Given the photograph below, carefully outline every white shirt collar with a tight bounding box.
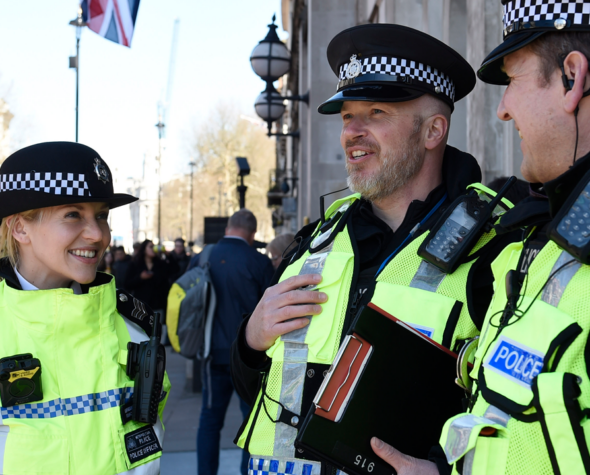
[14,267,82,295]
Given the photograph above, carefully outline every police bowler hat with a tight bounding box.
[479,0,590,85]
[318,24,476,114]
[0,142,137,221]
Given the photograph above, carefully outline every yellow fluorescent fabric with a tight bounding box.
[0,275,170,474]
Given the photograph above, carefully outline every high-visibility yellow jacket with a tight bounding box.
[237,187,512,466]
[440,238,590,475]
[0,264,170,475]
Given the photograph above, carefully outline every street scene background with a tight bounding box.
[0,1,527,474]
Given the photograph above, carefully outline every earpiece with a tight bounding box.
[560,63,574,91]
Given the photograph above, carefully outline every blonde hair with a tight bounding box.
[0,210,44,267]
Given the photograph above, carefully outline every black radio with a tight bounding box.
[126,319,166,425]
[548,168,590,264]
[418,177,516,274]
[0,354,43,407]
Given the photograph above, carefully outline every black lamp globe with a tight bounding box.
[254,82,286,132]
[250,14,291,82]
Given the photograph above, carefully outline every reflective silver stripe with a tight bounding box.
[483,405,510,426]
[0,426,8,473]
[249,456,321,475]
[274,242,335,456]
[541,251,581,307]
[462,406,510,475]
[409,260,447,292]
[463,449,475,475]
[274,343,308,457]
[444,405,510,464]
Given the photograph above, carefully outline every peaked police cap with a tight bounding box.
[318,24,476,114]
[0,141,137,221]
[479,0,590,85]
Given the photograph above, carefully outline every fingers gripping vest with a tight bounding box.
[0,277,171,474]
[440,240,590,475]
[238,186,506,462]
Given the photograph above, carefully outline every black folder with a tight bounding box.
[294,303,465,475]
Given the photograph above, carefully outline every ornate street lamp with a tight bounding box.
[69,8,88,142]
[250,14,291,82]
[250,15,308,136]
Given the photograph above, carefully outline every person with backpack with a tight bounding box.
[185,209,274,475]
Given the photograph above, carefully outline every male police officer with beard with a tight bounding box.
[231,24,520,475]
[373,2,590,475]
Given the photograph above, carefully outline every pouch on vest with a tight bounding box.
[372,281,461,347]
[532,372,590,475]
[478,296,581,416]
[441,406,510,475]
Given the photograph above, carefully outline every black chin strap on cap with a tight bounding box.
[560,60,590,166]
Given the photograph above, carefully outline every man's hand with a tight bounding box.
[371,438,439,475]
[245,274,328,351]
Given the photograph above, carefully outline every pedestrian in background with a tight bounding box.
[266,233,296,270]
[125,239,171,324]
[196,209,274,475]
[97,249,114,274]
[112,245,132,290]
[169,237,191,282]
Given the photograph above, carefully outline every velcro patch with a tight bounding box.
[483,336,545,388]
[124,426,162,463]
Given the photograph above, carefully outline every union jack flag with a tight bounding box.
[80,0,140,47]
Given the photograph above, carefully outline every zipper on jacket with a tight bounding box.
[350,288,367,315]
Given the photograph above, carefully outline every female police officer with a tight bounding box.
[0,142,170,474]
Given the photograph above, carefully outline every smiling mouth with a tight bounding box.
[69,250,97,258]
[349,150,373,161]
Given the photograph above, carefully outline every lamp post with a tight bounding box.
[236,157,251,209]
[250,15,308,136]
[155,116,165,246]
[69,8,88,143]
[217,180,223,217]
[188,161,195,243]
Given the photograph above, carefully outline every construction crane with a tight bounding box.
[157,18,180,139]
[155,18,179,246]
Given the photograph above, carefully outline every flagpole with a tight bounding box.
[69,9,87,143]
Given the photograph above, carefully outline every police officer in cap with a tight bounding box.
[376,1,590,474]
[231,23,521,475]
[0,142,170,474]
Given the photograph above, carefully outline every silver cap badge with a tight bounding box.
[93,158,110,184]
[345,54,362,79]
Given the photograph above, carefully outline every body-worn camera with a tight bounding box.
[126,321,166,425]
[0,354,43,407]
[418,178,516,274]
[548,168,590,264]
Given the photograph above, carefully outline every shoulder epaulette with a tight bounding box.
[116,289,156,337]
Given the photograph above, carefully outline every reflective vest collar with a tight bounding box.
[0,276,117,335]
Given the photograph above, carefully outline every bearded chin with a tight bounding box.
[346,139,425,203]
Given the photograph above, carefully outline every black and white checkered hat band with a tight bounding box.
[339,56,455,101]
[503,0,590,33]
[0,172,91,197]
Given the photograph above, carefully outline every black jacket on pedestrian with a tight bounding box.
[112,255,132,290]
[124,258,171,312]
[230,145,523,474]
[196,237,275,365]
